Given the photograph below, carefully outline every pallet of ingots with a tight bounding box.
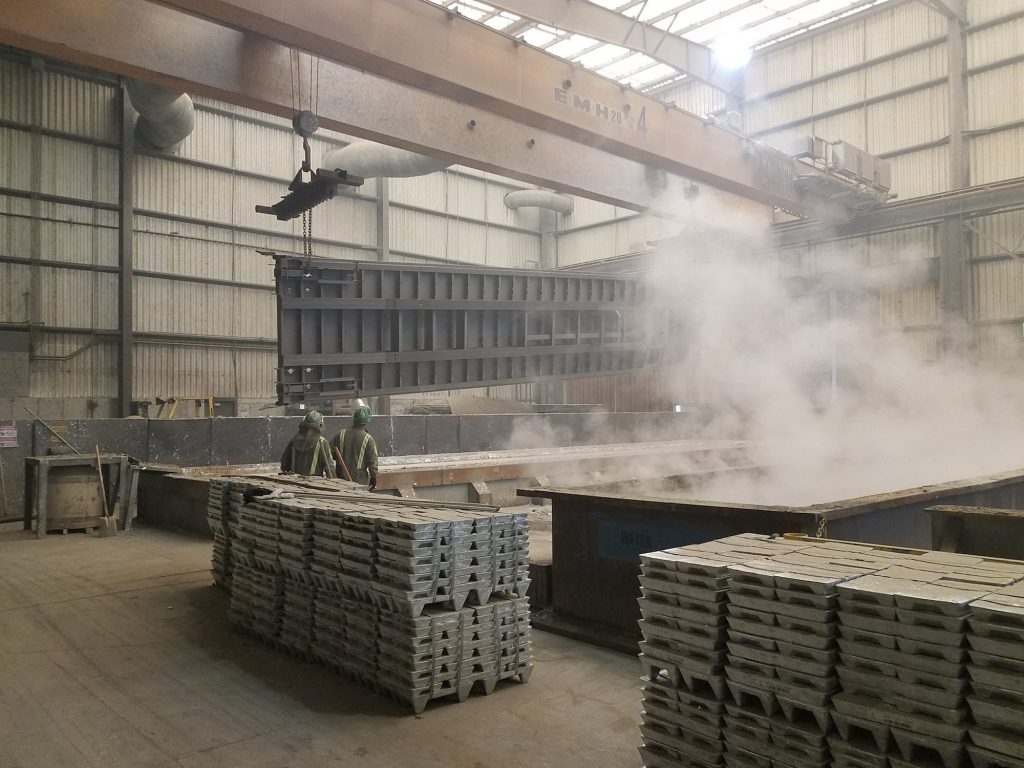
[207,478,234,589]
[228,561,284,641]
[963,577,1024,768]
[834,554,1024,768]
[636,535,1024,768]
[724,542,900,768]
[375,596,532,714]
[210,480,533,713]
[311,590,378,687]
[638,535,813,768]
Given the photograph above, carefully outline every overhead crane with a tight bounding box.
[0,0,888,223]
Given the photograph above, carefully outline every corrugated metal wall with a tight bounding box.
[0,50,543,415]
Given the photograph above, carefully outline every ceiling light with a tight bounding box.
[711,34,753,70]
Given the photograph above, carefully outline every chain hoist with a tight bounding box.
[255,52,362,250]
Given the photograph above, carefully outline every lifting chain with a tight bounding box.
[815,512,828,540]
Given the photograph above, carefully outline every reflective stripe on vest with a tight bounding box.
[309,439,322,475]
[339,429,371,470]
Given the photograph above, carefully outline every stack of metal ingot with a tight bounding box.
[966,580,1024,768]
[834,555,1023,768]
[637,535,1024,768]
[637,535,811,768]
[207,478,233,589]
[274,499,318,656]
[208,476,532,713]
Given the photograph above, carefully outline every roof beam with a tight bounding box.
[482,0,743,97]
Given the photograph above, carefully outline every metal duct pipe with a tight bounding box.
[503,189,574,215]
[322,141,451,178]
[125,80,195,152]
[504,190,574,270]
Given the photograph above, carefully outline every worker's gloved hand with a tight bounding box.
[368,477,377,491]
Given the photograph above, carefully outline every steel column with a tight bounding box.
[941,0,969,357]
[376,178,390,263]
[118,83,135,417]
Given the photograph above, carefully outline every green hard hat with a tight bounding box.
[302,410,324,428]
[353,406,371,426]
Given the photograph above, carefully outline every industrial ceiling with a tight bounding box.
[429,0,895,93]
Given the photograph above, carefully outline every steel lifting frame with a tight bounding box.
[272,254,666,403]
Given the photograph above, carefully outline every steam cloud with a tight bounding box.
[503,196,1024,508]
[642,203,1024,506]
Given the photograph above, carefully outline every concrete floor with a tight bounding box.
[0,524,642,768]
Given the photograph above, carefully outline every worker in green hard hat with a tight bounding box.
[331,405,379,490]
[280,410,336,478]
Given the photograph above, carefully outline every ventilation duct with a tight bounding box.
[125,80,196,152]
[503,189,574,215]
[322,141,451,178]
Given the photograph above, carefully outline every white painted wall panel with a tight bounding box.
[41,70,118,142]
[232,116,297,180]
[39,137,118,203]
[863,44,946,95]
[745,40,814,99]
[176,108,233,167]
[0,59,31,124]
[134,277,276,338]
[133,343,275,399]
[814,111,867,149]
[889,145,949,199]
[968,63,1024,129]
[36,266,117,330]
[971,127,1024,186]
[866,84,948,154]
[967,17,1024,68]
[863,1,945,59]
[660,81,729,116]
[812,21,865,78]
[973,260,1024,321]
[811,70,865,115]
[967,0,1024,25]
[0,263,30,322]
[30,334,117,399]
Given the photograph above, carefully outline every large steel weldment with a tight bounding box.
[272,254,666,404]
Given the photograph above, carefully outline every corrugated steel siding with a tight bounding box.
[968,62,1024,129]
[556,216,677,268]
[973,260,1024,321]
[863,1,945,59]
[134,277,275,338]
[659,81,729,116]
[970,127,1024,186]
[967,16,1024,68]
[967,0,1024,26]
[133,343,275,399]
[973,323,1024,361]
[40,69,118,142]
[562,371,670,412]
[29,334,118,399]
[866,84,948,154]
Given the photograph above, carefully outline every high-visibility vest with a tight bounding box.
[292,437,325,475]
[339,429,372,469]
